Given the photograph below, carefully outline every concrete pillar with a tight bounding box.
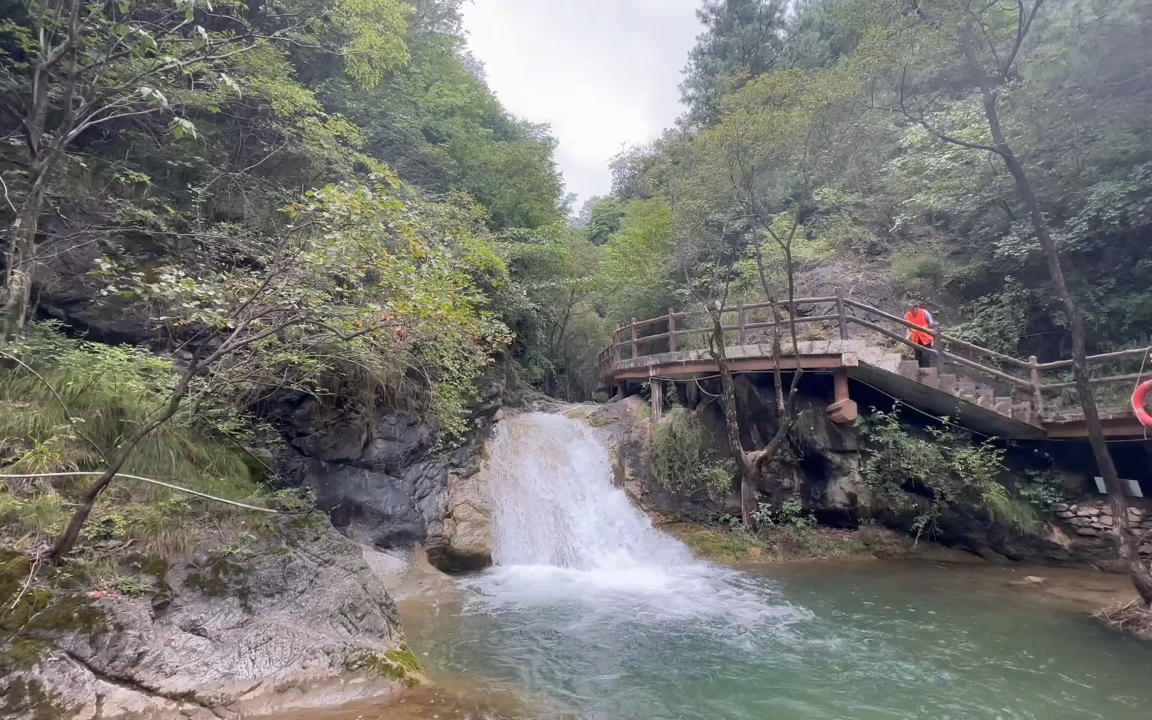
[827,368,858,424]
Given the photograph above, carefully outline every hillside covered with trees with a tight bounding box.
[561,0,1152,398]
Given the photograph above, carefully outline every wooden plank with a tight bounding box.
[1044,417,1147,439]
[743,314,841,332]
[1041,372,1152,391]
[1036,347,1149,371]
[612,354,846,381]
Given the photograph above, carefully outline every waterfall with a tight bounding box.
[471,412,796,626]
[487,412,692,570]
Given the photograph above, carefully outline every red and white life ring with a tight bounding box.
[1133,379,1152,427]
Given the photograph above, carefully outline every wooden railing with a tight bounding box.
[598,290,1151,416]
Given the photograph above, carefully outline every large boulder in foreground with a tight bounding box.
[0,519,421,719]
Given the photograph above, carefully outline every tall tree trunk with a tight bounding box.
[709,311,759,530]
[964,39,1152,605]
[3,187,45,342]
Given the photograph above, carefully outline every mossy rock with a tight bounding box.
[0,677,70,720]
[344,644,425,688]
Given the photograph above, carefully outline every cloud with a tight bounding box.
[461,0,702,207]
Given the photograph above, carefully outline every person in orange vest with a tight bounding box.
[904,303,936,368]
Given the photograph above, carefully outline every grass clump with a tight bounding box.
[0,323,269,557]
[677,526,767,561]
[890,249,944,289]
[651,406,733,502]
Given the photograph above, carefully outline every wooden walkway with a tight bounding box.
[599,294,1150,441]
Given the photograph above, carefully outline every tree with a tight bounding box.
[500,225,605,400]
[597,199,679,325]
[326,10,565,232]
[670,64,872,529]
[0,0,409,342]
[861,0,1152,605]
[584,198,624,245]
[681,0,790,127]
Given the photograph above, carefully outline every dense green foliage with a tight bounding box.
[651,406,733,501]
[857,409,1038,536]
[0,0,565,420]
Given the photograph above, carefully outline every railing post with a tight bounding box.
[738,302,747,345]
[650,375,663,423]
[835,288,847,341]
[1029,355,1045,414]
[612,326,621,367]
[668,308,677,352]
[933,324,945,371]
[630,317,638,359]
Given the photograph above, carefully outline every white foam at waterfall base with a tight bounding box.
[463,412,803,628]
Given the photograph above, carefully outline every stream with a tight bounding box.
[279,413,1152,720]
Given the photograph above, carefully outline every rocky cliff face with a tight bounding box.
[1,519,420,720]
[266,362,506,574]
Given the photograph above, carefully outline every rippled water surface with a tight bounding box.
[395,562,1151,720]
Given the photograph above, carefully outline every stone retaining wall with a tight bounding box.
[1053,500,1152,555]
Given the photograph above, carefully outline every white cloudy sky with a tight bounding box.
[461,0,703,208]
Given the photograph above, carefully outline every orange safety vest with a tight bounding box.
[905,308,934,347]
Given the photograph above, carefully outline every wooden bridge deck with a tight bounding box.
[600,295,1149,441]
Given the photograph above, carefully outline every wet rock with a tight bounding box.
[1069,517,1093,527]
[1023,576,1046,586]
[279,456,424,550]
[1076,527,1100,537]
[430,459,493,573]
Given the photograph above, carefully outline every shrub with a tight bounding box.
[890,249,944,289]
[857,408,1040,537]
[651,406,733,502]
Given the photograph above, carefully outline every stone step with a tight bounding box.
[918,367,939,389]
[974,388,994,408]
[897,360,920,379]
[957,379,976,395]
[1011,403,1033,423]
[994,398,1013,415]
[937,374,957,394]
[879,353,904,372]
